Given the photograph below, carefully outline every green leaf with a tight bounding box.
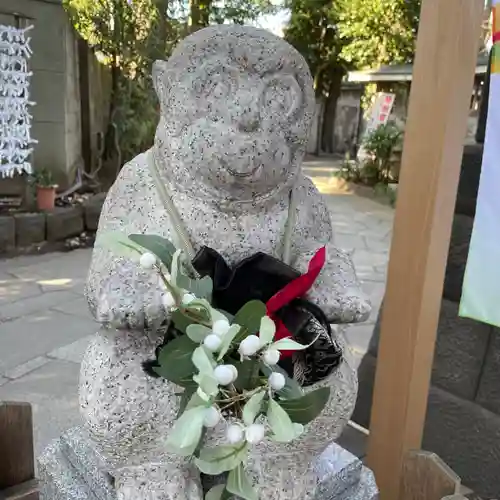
[259,363,303,399]
[259,315,276,346]
[217,324,242,361]
[233,300,267,335]
[96,231,143,260]
[211,308,234,324]
[166,406,206,456]
[177,385,197,417]
[270,338,311,352]
[156,335,197,384]
[226,464,258,500]
[267,399,296,443]
[242,390,266,426]
[278,387,331,424]
[128,234,176,269]
[172,306,211,334]
[195,444,248,475]
[271,423,305,443]
[192,346,216,375]
[185,391,210,412]
[170,249,183,286]
[232,360,259,391]
[193,374,219,399]
[177,273,214,301]
[205,485,226,500]
[187,324,211,343]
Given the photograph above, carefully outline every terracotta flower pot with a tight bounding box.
[36,185,57,211]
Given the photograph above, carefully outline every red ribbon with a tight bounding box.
[264,246,326,358]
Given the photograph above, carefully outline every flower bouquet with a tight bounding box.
[110,233,332,500]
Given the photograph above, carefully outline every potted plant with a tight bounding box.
[33,168,58,211]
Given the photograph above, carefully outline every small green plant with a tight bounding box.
[334,152,363,183]
[374,182,398,207]
[362,123,403,185]
[33,168,57,188]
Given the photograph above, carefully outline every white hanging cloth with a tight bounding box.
[0,24,37,178]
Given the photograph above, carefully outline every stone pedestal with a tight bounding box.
[38,427,378,500]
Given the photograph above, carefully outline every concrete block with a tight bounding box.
[84,193,106,231]
[46,207,84,242]
[476,329,500,414]
[14,212,46,247]
[423,386,500,499]
[432,300,491,401]
[443,214,474,303]
[0,216,15,254]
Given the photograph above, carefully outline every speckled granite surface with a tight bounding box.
[39,24,372,499]
[39,427,378,500]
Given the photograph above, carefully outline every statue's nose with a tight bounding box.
[235,91,261,132]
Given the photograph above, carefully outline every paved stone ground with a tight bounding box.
[0,168,393,459]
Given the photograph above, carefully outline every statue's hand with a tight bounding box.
[86,256,170,332]
[293,242,371,324]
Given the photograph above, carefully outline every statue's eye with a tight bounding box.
[262,75,301,118]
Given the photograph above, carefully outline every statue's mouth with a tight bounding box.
[226,165,262,178]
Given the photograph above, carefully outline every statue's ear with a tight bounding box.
[152,60,173,113]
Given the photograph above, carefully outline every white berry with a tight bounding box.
[226,424,244,444]
[269,372,286,391]
[139,252,156,270]
[183,293,196,305]
[212,319,231,337]
[214,365,237,386]
[239,335,261,357]
[204,334,222,352]
[161,292,176,309]
[245,423,265,444]
[228,364,238,382]
[203,406,221,428]
[263,349,280,365]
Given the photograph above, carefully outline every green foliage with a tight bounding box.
[33,168,56,187]
[338,0,421,69]
[226,463,259,500]
[128,234,176,268]
[362,122,403,184]
[284,0,345,96]
[195,444,249,475]
[278,386,331,424]
[155,334,198,384]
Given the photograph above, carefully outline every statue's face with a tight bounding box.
[153,26,314,206]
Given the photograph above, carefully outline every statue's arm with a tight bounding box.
[291,177,371,323]
[85,156,169,332]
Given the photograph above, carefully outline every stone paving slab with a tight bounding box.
[0,359,82,458]
[0,309,96,374]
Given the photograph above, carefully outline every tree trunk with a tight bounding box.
[321,69,343,153]
[189,0,211,32]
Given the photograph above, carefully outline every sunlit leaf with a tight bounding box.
[259,315,276,345]
[242,390,266,426]
[192,346,216,376]
[195,444,248,475]
[270,337,310,352]
[187,324,211,343]
[205,484,226,500]
[267,399,296,443]
[217,324,242,361]
[166,406,205,456]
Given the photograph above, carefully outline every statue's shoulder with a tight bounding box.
[112,150,152,190]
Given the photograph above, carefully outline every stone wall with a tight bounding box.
[352,145,500,498]
[0,0,82,189]
[0,194,105,256]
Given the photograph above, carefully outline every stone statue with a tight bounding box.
[79,25,371,499]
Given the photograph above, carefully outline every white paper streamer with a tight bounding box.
[0,24,37,178]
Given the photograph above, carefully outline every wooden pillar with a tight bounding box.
[365,1,485,499]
